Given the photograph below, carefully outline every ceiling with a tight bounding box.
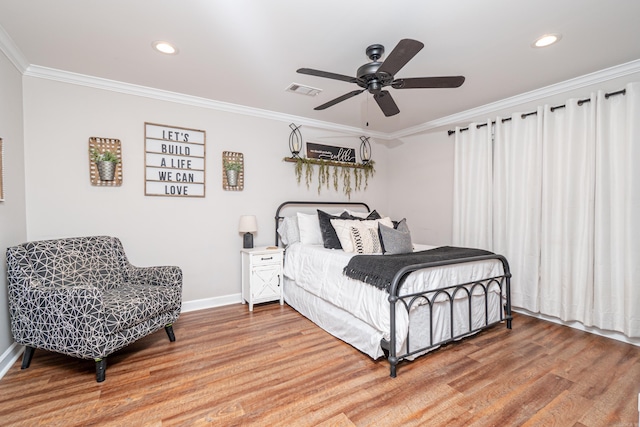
[1,0,639,136]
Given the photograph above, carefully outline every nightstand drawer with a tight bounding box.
[251,252,283,267]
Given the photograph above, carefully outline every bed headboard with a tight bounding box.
[274,200,371,246]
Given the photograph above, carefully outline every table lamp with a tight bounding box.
[239,215,257,248]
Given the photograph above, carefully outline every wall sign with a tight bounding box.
[145,122,206,197]
[306,142,355,163]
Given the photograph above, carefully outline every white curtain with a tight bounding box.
[452,120,493,250]
[453,82,640,338]
[538,95,597,323]
[592,83,640,337]
[493,109,543,312]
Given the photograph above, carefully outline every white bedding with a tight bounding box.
[283,242,505,359]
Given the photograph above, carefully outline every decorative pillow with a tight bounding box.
[330,217,393,253]
[379,218,413,255]
[317,209,383,249]
[277,216,300,246]
[317,210,345,249]
[297,212,324,245]
[350,226,382,254]
[344,209,382,220]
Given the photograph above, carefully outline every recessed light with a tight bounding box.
[152,41,178,55]
[533,34,561,48]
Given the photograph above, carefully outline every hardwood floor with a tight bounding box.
[0,303,638,426]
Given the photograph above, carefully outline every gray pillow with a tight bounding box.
[379,219,413,254]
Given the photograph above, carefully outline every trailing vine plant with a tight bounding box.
[287,157,375,199]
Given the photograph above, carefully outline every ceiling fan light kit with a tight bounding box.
[297,38,465,117]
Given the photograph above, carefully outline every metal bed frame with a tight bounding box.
[275,201,512,377]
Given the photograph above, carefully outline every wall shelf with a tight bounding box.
[284,156,375,199]
[283,157,372,169]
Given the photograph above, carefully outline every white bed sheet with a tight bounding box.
[283,242,505,358]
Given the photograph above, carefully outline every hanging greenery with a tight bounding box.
[286,157,375,198]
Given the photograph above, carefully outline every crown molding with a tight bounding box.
[13,48,640,142]
[23,65,388,140]
[0,25,29,73]
[390,58,640,139]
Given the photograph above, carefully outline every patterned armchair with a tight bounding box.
[6,236,182,382]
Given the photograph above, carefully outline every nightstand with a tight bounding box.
[241,246,284,311]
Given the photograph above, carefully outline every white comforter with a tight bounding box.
[283,243,504,352]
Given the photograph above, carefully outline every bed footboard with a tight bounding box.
[382,254,512,378]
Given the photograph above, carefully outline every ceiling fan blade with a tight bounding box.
[314,89,364,110]
[376,39,424,77]
[392,76,466,89]
[297,68,357,83]
[373,90,400,117]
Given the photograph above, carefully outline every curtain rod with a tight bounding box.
[447,88,626,136]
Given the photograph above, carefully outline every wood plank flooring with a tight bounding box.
[0,303,638,426]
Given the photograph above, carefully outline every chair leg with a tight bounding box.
[165,324,176,342]
[21,346,35,369]
[95,358,107,382]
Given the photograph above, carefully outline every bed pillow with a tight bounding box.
[344,209,382,220]
[330,217,393,253]
[297,212,324,245]
[317,209,383,249]
[350,226,382,254]
[379,218,413,254]
[317,209,345,249]
[277,215,300,246]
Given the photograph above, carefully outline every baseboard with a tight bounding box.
[513,308,640,347]
[0,342,24,380]
[181,293,242,313]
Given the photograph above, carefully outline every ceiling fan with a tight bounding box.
[297,39,465,117]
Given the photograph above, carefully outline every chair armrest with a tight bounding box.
[126,265,183,287]
[8,282,108,346]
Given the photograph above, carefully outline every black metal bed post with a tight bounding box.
[388,265,414,378]
[388,292,399,378]
[499,255,513,329]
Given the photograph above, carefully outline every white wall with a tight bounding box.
[21,77,390,305]
[385,131,453,246]
[0,51,27,374]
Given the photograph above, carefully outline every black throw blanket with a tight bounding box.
[343,246,494,292]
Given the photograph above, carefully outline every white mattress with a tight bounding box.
[283,243,505,359]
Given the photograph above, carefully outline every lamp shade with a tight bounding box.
[238,215,257,233]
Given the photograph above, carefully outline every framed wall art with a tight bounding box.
[88,137,123,186]
[222,151,244,191]
[144,122,206,197]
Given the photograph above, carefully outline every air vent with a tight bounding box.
[286,83,322,96]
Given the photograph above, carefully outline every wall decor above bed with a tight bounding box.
[283,156,375,198]
[284,123,374,198]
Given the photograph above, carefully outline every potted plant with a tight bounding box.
[224,159,242,186]
[90,148,120,181]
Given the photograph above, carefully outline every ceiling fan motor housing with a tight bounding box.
[356,62,394,94]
